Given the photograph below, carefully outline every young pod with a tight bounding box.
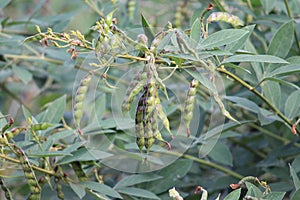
[206,12,244,26]
[127,0,135,21]
[55,177,64,200]
[0,178,13,200]
[183,79,199,137]
[13,146,41,199]
[74,72,93,129]
[144,120,155,151]
[135,93,146,151]
[122,67,147,113]
[30,123,52,131]
[151,109,171,150]
[5,127,26,140]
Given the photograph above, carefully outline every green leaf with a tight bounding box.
[81,181,122,199]
[147,159,193,194]
[268,64,300,77]
[264,192,286,200]
[225,96,260,113]
[0,111,7,128]
[267,20,294,58]
[224,188,241,200]
[42,95,66,123]
[114,174,162,189]
[292,157,300,173]
[190,19,201,48]
[260,77,299,90]
[225,24,256,53]
[141,14,155,45]
[292,188,300,200]
[185,69,216,92]
[28,151,72,157]
[260,0,276,14]
[91,94,106,124]
[289,163,300,190]
[0,0,10,9]
[156,32,174,55]
[221,54,288,64]
[245,182,263,198]
[69,182,86,199]
[117,187,159,199]
[199,29,249,49]
[262,81,281,110]
[208,141,233,166]
[12,66,32,84]
[285,90,300,119]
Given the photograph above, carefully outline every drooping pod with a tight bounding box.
[12,145,41,200]
[144,120,155,151]
[206,12,244,26]
[144,70,157,122]
[154,90,173,137]
[55,177,64,200]
[183,79,199,137]
[135,93,146,151]
[0,178,13,200]
[122,67,147,113]
[74,72,93,129]
[127,0,136,21]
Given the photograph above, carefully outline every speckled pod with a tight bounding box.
[13,146,41,200]
[154,91,172,136]
[183,79,199,137]
[74,72,92,129]
[135,93,146,151]
[206,12,244,26]
[0,178,12,200]
[144,120,155,151]
[127,0,135,20]
[122,67,147,113]
[55,177,64,200]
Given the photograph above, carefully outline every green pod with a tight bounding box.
[13,146,41,199]
[74,72,92,128]
[71,161,88,182]
[30,123,52,131]
[5,127,25,140]
[135,94,146,151]
[55,177,64,200]
[0,178,13,200]
[144,121,155,151]
[127,0,135,20]
[154,91,172,136]
[122,67,147,113]
[183,79,199,137]
[151,110,171,150]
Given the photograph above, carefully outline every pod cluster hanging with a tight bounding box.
[122,59,172,151]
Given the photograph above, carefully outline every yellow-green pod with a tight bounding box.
[135,94,146,151]
[144,121,155,151]
[127,0,135,21]
[206,12,244,26]
[74,72,93,129]
[55,177,64,200]
[183,79,199,137]
[0,178,13,200]
[30,123,52,131]
[5,127,26,140]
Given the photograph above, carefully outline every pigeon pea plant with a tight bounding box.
[0,0,300,199]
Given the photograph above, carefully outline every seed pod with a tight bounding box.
[0,178,13,200]
[213,92,239,123]
[183,79,199,137]
[144,120,155,151]
[174,0,187,29]
[154,91,173,137]
[149,63,168,99]
[5,127,26,140]
[71,161,88,182]
[74,72,93,129]
[30,123,52,131]
[13,145,41,200]
[151,108,171,150]
[55,177,64,200]
[122,67,147,113]
[206,12,244,26]
[135,93,146,151]
[127,0,135,21]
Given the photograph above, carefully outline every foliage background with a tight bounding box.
[0,0,300,199]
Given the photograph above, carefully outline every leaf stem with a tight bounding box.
[217,66,300,135]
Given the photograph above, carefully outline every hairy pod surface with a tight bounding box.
[135,93,146,151]
[183,79,199,137]
[122,67,147,113]
[74,72,92,129]
[13,146,41,199]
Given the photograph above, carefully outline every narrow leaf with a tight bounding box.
[42,95,66,123]
[268,64,300,77]
[190,19,201,48]
[114,174,162,189]
[141,14,155,45]
[0,0,10,9]
[118,187,159,199]
[285,90,300,119]
[185,69,216,92]
[199,29,249,49]
[290,163,300,190]
[222,54,288,64]
[156,32,174,55]
[260,0,276,14]
[82,181,123,199]
[267,20,294,58]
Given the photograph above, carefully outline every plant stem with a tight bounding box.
[284,0,300,54]
[166,151,243,179]
[217,66,300,135]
